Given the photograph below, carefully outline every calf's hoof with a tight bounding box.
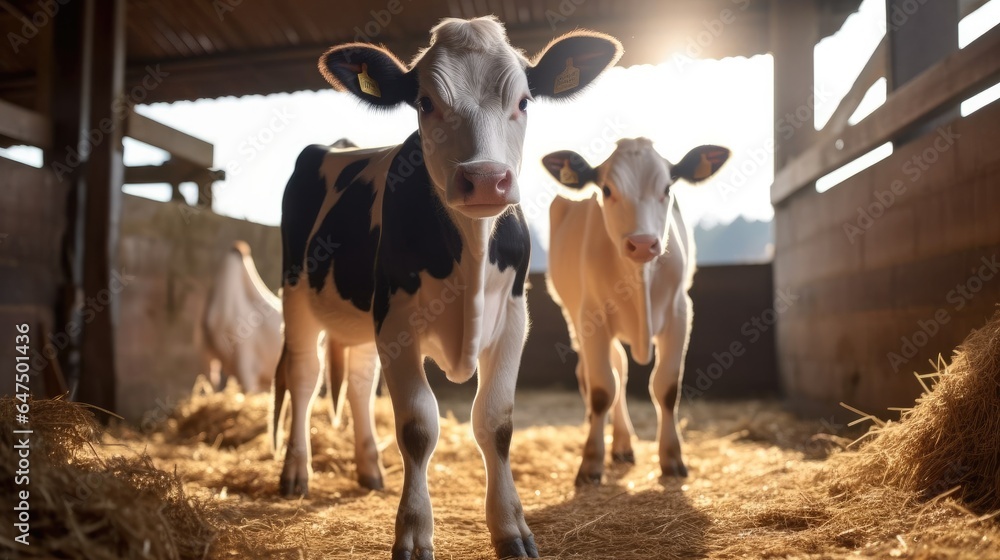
[574,468,603,486]
[358,472,384,491]
[494,534,539,559]
[279,475,308,497]
[612,450,636,464]
[391,547,434,560]
[660,460,689,478]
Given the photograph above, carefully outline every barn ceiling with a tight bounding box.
[0,0,863,105]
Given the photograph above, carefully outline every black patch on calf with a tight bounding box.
[664,384,678,412]
[335,158,370,191]
[401,419,431,463]
[495,420,513,462]
[373,132,463,333]
[281,145,329,287]
[306,173,380,311]
[590,387,611,415]
[489,206,531,297]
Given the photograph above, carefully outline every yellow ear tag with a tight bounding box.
[693,153,713,180]
[559,160,579,184]
[358,63,382,98]
[553,58,581,95]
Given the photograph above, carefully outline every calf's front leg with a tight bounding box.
[378,307,439,560]
[650,301,692,478]
[575,311,616,485]
[474,297,538,559]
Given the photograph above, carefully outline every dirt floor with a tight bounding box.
[74,380,997,560]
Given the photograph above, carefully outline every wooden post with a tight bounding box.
[770,0,819,173]
[75,0,126,414]
[886,0,959,138]
[47,0,91,397]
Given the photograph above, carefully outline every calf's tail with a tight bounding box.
[270,344,289,456]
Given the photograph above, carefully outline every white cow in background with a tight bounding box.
[202,241,283,393]
[543,138,729,484]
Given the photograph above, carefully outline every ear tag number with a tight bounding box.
[358,63,382,98]
[694,153,713,180]
[559,160,579,184]
[553,58,581,95]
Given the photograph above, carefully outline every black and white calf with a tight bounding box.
[271,17,621,559]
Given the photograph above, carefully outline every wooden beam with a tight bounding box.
[126,109,214,169]
[0,98,51,149]
[771,0,819,170]
[76,0,126,415]
[124,160,225,185]
[771,23,1000,205]
[817,37,886,139]
[49,0,90,397]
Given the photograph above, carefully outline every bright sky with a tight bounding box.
[4,0,998,247]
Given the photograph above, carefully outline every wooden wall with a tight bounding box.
[0,159,66,398]
[115,195,280,422]
[774,101,1000,421]
[436,265,780,402]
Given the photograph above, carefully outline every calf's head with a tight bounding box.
[544,139,729,263]
[319,16,621,219]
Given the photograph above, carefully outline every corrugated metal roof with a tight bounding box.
[0,0,862,104]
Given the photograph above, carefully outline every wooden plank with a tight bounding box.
[816,37,886,143]
[124,160,225,185]
[772,24,1000,206]
[76,0,126,415]
[0,98,51,149]
[126,109,214,168]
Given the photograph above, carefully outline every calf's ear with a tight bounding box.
[319,44,418,108]
[542,150,596,189]
[670,145,730,184]
[528,31,623,99]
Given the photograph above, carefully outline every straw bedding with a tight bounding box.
[4,311,1000,559]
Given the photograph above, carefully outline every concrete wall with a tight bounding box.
[774,101,1000,421]
[115,195,281,421]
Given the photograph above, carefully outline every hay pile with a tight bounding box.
[0,397,215,559]
[840,312,1000,513]
[7,311,1000,559]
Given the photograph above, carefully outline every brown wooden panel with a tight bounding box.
[772,24,1000,205]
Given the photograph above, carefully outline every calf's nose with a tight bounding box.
[457,162,512,195]
[624,234,660,262]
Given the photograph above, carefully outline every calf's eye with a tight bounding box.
[602,186,612,198]
[419,97,434,114]
[518,98,529,112]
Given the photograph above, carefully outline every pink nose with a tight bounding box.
[624,234,661,262]
[455,162,514,206]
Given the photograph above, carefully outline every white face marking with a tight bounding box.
[596,139,675,262]
[413,18,530,219]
